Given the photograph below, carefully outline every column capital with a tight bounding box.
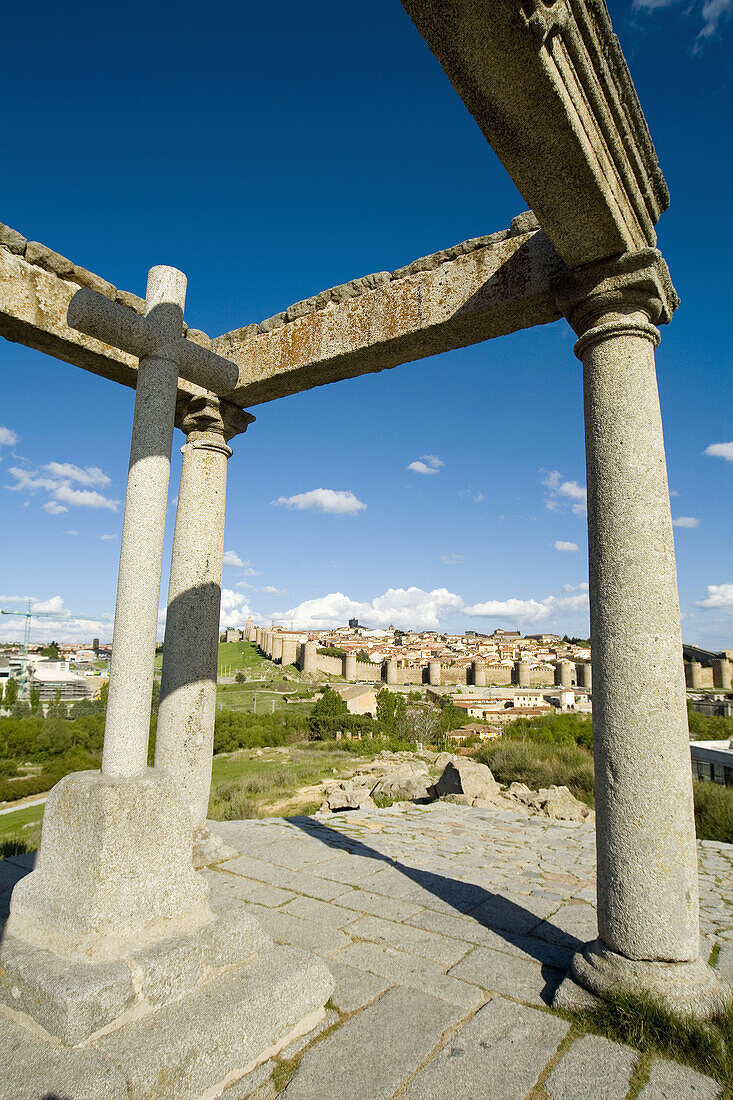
[175,392,254,446]
[553,248,679,358]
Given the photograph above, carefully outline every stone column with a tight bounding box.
[428,660,441,686]
[155,393,253,862]
[343,654,357,680]
[555,250,727,1016]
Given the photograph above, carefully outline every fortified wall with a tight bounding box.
[254,631,587,691]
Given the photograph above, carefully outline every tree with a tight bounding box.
[356,649,370,664]
[376,689,405,730]
[3,678,18,708]
[40,643,60,659]
[396,704,440,745]
[309,686,349,739]
[235,671,246,683]
[29,687,41,715]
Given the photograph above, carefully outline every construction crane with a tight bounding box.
[0,600,79,700]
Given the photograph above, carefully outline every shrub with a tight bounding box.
[694,781,733,843]
[475,738,596,806]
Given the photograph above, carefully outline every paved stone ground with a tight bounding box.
[201,802,732,1099]
[1,801,731,1099]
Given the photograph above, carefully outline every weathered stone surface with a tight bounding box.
[638,1059,722,1099]
[343,913,469,967]
[370,766,431,802]
[405,996,569,1100]
[4,770,211,962]
[0,932,136,1044]
[448,944,563,1006]
[0,221,27,254]
[546,1035,638,1100]
[92,945,333,1100]
[511,210,540,236]
[25,239,74,277]
[326,960,392,1014]
[398,0,668,268]
[282,986,461,1100]
[430,758,499,802]
[69,263,116,297]
[333,940,485,1009]
[0,1012,128,1100]
[213,229,564,405]
[320,781,375,812]
[518,785,594,822]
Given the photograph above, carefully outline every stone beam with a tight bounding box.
[399,0,669,270]
[213,222,565,406]
[0,224,217,409]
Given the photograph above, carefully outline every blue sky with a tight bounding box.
[0,0,731,645]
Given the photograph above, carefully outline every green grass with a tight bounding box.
[0,800,45,839]
[217,641,267,676]
[561,988,733,1098]
[208,745,358,819]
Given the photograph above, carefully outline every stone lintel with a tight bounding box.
[0,235,246,426]
[399,0,669,270]
[213,227,566,406]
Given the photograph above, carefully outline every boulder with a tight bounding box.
[505,781,533,802]
[434,752,460,771]
[320,782,374,812]
[430,759,500,802]
[370,768,431,802]
[525,785,593,822]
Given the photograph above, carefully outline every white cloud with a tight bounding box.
[695,584,733,611]
[235,580,255,590]
[0,594,114,642]
[672,516,700,528]
[44,463,110,487]
[705,441,733,463]
[440,554,464,565]
[632,0,732,42]
[262,585,285,595]
[43,501,68,515]
[53,484,119,510]
[218,588,265,630]
[699,0,733,38]
[65,530,78,536]
[273,587,463,631]
[242,565,260,577]
[464,591,589,625]
[7,463,119,510]
[670,489,680,497]
[541,470,587,516]
[272,489,366,515]
[408,454,444,476]
[223,550,244,567]
[563,582,589,593]
[0,426,18,447]
[473,492,484,503]
[555,540,579,552]
[100,533,116,540]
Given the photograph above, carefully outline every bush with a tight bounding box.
[694,781,733,843]
[475,738,596,806]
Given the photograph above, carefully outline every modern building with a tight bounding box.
[690,741,733,787]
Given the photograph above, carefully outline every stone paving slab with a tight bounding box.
[404,996,569,1100]
[637,1059,722,1098]
[333,939,486,1010]
[448,944,564,1006]
[281,986,463,1100]
[545,1035,638,1100]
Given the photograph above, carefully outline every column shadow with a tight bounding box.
[285,813,584,1003]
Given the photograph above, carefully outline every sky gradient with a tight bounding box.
[0,0,731,645]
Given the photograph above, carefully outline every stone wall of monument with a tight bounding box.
[485,665,513,685]
[354,659,382,683]
[314,653,344,677]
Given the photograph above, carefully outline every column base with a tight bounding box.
[5,769,210,960]
[553,939,731,1020]
[0,920,333,1100]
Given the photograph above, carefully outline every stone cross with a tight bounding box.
[68,268,239,778]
